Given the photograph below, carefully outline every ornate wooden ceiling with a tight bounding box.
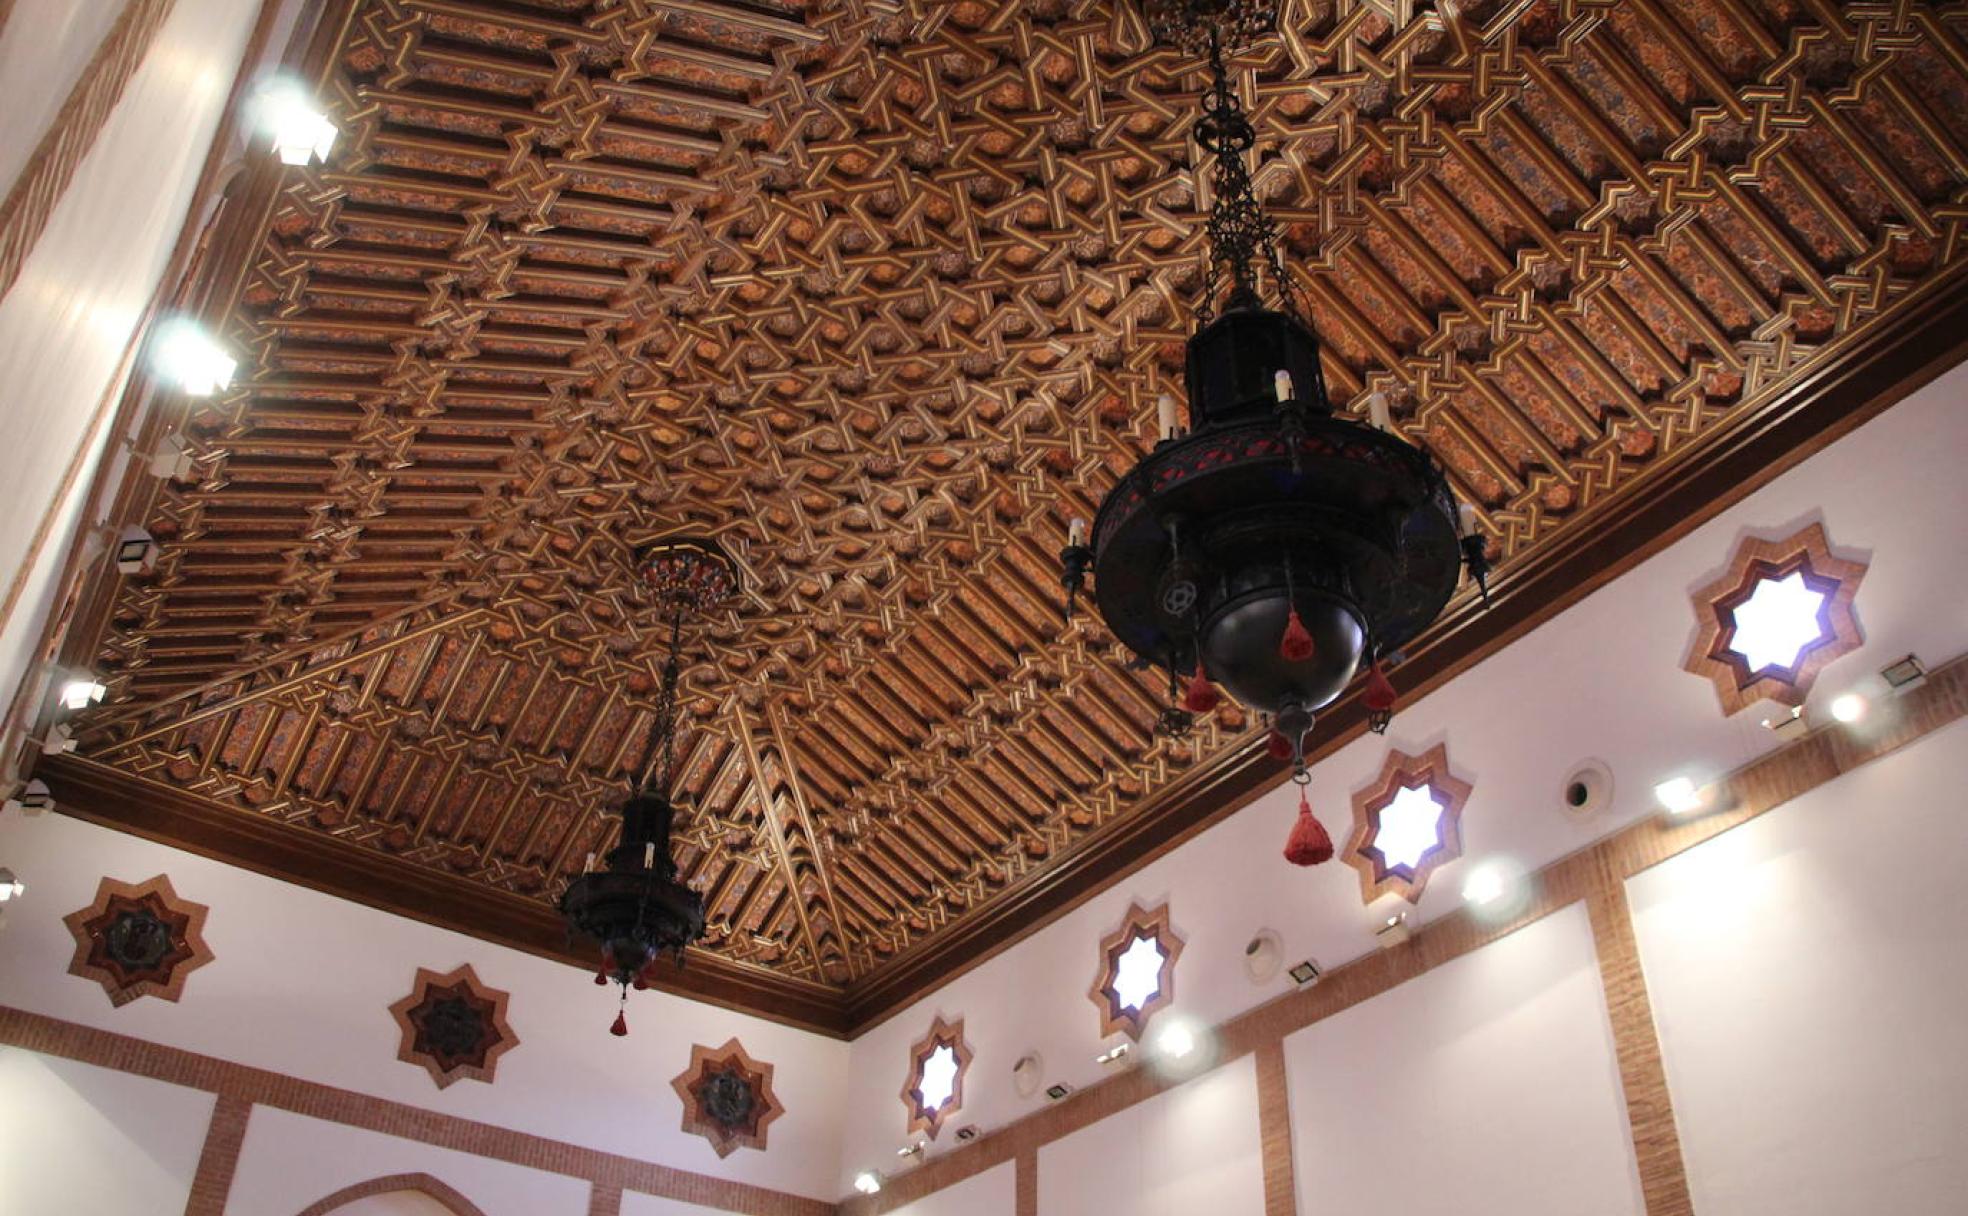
[38,0,1968,1033]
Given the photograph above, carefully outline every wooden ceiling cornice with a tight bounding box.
[39,0,1968,1034]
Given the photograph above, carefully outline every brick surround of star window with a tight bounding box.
[1344,744,1475,905]
[1683,521,1868,716]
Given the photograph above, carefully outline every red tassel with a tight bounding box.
[1279,607,1315,662]
[610,1010,629,1037]
[1363,662,1397,712]
[593,970,609,986]
[1265,730,1293,762]
[1181,660,1220,713]
[1282,790,1333,867]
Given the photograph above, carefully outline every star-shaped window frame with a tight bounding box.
[900,1014,973,1140]
[386,963,518,1089]
[1683,521,1867,715]
[1087,900,1185,1042]
[62,874,214,1007]
[1344,744,1474,904]
[671,1037,785,1158]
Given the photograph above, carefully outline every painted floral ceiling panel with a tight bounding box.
[58,0,1968,1028]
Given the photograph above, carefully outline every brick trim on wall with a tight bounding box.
[296,1172,491,1216]
[0,0,176,305]
[0,1005,834,1216]
[843,655,1967,1216]
[183,1093,251,1216]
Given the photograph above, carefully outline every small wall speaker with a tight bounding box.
[1561,759,1613,820]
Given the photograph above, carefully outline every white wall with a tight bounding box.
[1038,1053,1264,1216]
[227,1108,590,1216]
[0,812,850,1201]
[1629,719,1968,1215]
[886,1162,1014,1216]
[836,357,1968,1193]
[0,0,262,741]
[1284,905,1643,1215]
[0,1046,216,1215]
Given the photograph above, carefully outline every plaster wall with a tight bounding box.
[1037,1053,1264,1216]
[1283,904,1644,1215]
[0,1046,216,1215]
[885,1162,1014,1216]
[835,351,1968,1195]
[0,811,850,1200]
[0,0,262,741]
[1629,717,1968,1215]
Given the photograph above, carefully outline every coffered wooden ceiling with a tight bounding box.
[40,0,1968,1033]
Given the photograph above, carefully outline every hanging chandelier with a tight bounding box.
[1061,0,1491,863]
[558,537,733,1035]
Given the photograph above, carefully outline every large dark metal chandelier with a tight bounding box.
[559,537,733,1035]
[1061,0,1490,860]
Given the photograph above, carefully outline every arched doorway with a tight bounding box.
[293,1172,490,1216]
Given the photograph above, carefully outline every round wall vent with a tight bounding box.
[1243,929,1283,983]
[1011,1052,1044,1099]
[1561,760,1613,820]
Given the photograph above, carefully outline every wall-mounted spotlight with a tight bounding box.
[1829,693,1867,723]
[3,780,51,817]
[1375,910,1412,948]
[852,1170,883,1195]
[1653,776,1706,816]
[251,77,338,166]
[59,678,106,711]
[1094,1042,1130,1066]
[0,868,23,901]
[114,526,159,575]
[151,318,236,397]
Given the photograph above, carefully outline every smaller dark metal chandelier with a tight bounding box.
[1062,1,1491,862]
[558,537,734,1035]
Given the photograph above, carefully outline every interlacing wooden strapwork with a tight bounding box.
[70,0,1968,997]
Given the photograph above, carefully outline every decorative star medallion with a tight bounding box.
[1345,744,1474,904]
[670,1037,785,1157]
[1684,521,1867,715]
[1088,900,1185,1041]
[387,964,518,1089]
[63,875,214,1007]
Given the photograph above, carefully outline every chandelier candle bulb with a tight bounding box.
[1157,392,1180,439]
[582,852,595,873]
[1368,391,1391,431]
[1458,501,1478,534]
[1068,518,1087,547]
[1274,369,1293,402]
[643,842,656,869]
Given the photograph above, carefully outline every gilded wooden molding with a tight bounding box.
[1683,521,1868,715]
[1344,743,1474,905]
[669,1036,785,1158]
[62,872,213,1006]
[901,1014,974,1140]
[1087,899,1185,1042]
[386,963,518,1089]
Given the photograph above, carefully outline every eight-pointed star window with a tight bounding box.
[901,1015,973,1139]
[1684,522,1868,716]
[1089,901,1185,1041]
[1344,744,1474,905]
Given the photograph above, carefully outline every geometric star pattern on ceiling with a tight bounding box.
[1087,899,1185,1042]
[670,1037,785,1158]
[1684,521,1868,716]
[52,0,1968,1028]
[386,963,519,1089]
[901,1013,974,1140]
[61,873,214,1007]
[1345,744,1474,905]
